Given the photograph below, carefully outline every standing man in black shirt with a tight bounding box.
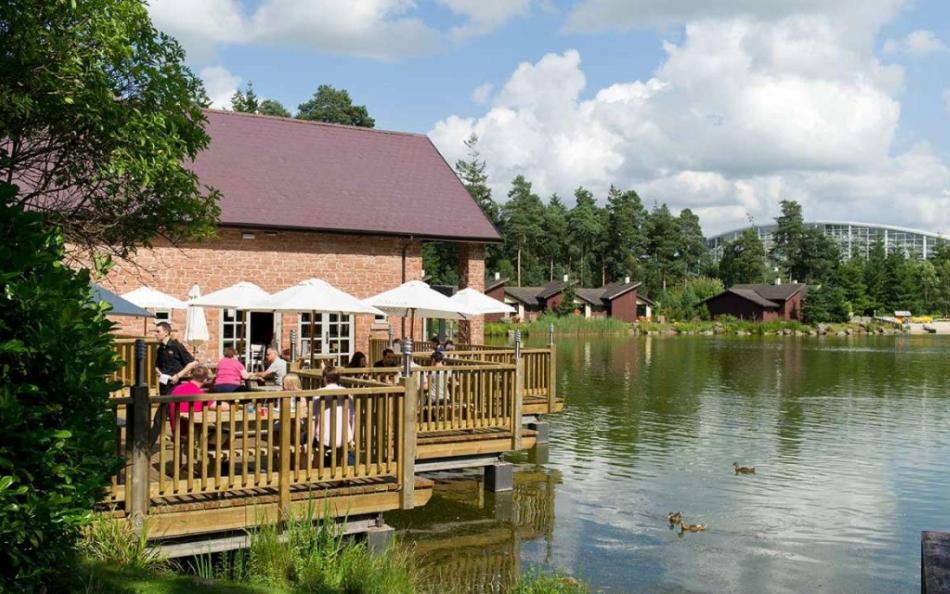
[154,322,197,395]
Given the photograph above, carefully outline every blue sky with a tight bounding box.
[151,0,950,235]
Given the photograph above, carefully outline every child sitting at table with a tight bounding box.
[169,365,215,430]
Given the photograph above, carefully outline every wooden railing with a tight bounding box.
[111,338,159,396]
[105,382,417,518]
[300,362,522,448]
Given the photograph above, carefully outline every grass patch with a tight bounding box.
[486,314,630,337]
[511,568,589,593]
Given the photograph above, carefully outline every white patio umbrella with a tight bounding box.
[121,286,188,334]
[252,278,385,364]
[184,284,209,356]
[363,280,478,340]
[191,282,271,363]
[190,281,270,309]
[450,287,515,315]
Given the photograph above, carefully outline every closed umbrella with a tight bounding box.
[450,287,515,315]
[184,284,209,357]
[363,280,478,340]
[252,278,384,365]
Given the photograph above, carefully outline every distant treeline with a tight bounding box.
[425,137,950,322]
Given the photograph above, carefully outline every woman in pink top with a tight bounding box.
[214,347,251,393]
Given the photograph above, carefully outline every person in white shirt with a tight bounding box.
[313,367,354,466]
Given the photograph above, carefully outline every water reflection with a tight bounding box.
[387,465,561,594]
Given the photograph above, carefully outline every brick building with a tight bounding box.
[702,283,807,321]
[102,110,499,362]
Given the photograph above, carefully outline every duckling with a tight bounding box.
[679,519,707,533]
[666,512,683,526]
[733,462,755,474]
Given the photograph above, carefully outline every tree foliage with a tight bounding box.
[718,228,767,286]
[231,82,290,117]
[0,0,220,259]
[0,184,120,590]
[297,85,375,128]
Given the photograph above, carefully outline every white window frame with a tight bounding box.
[219,308,246,361]
[299,312,355,365]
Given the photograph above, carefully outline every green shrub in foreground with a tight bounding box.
[0,185,120,590]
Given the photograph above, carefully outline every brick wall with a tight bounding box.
[457,243,486,344]
[93,228,433,362]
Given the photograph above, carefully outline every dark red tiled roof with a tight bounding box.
[192,110,501,242]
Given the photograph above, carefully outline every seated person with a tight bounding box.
[374,348,395,367]
[169,366,215,429]
[442,339,455,352]
[391,338,402,354]
[253,347,287,386]
[313,367,354,465]
[213,347,251,392]
[347,351,368,368]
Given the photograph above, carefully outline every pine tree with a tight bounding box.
[567,187,604,287]
[644,204,684,292]
[678,208,708,278]
[718,228,767,286]
[454,134,503,275]
[605,186,647,281]
[231,82,260,113]
[770,200,806,281]
[542,194,569,281]
[502,176,546,286]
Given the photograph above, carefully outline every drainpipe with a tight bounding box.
[401,237,414,338]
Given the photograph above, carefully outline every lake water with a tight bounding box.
[387,335,950,593]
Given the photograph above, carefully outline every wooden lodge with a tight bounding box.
[702,283,807,321]
[500,277,654,322]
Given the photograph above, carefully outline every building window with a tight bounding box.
[299,312,354,364]
[153,309,171,324]
[220,309,245,359]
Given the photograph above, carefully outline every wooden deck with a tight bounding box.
[106,338,561,541]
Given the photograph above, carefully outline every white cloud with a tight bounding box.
[148,0,531,62]
[430,14,950,236]
[249,0,439,60]
[883,29,946,55]
[200,66,241,109]
[566,0,906,38]
[437,0,532,40]
[148,0,246,62]
[472,82,494,104]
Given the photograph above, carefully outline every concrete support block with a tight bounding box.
[491,491,514,522]
[527,421,549,443]
[364,524,395,555]
[485,461,513,492]
[528,443,550,465]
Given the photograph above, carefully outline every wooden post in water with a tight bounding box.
[547,322,557,412]
[512,330,524,450]
[399,337,417,509]
[279,396,291,519]
[129,339,151,531]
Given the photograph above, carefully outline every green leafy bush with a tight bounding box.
[0,185,121,589]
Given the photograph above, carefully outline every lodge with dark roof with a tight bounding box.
[101,109,500,359]
[702,283,807,321]
[498,277,654,323]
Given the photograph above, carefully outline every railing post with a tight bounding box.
[279,396,291,519]
[129,339,150,532]
[547,323,557,412]
[289,329,297,363]
[399,373,417,510]
[512,331,524,450]
[399,336,416,509]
